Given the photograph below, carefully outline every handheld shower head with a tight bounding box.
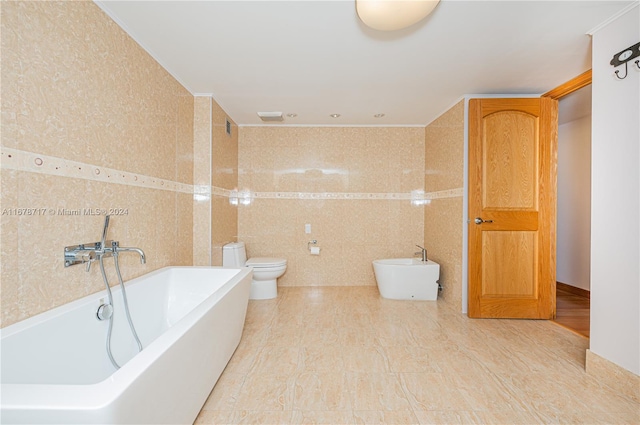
[100,215,110,250]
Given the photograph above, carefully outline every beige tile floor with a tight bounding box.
[195,287,639,424]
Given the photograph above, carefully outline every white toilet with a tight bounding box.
[222,242,287,300]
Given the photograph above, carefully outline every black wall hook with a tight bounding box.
[610,41,640,80]
[615,62,629,80]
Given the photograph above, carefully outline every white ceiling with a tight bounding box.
[96,0,631,126]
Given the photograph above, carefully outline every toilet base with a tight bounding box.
[249,278,277,300]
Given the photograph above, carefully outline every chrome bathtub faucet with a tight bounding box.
[415,244,428,262]
[64,216,146,269]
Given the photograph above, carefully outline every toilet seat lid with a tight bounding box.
[246,257,287,268]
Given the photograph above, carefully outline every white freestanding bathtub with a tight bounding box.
[1,266,252,424]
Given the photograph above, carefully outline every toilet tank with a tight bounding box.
[222,242,247,267]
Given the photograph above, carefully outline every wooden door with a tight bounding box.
[468,98,557,319]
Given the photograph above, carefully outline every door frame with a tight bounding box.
[461,70,592,315]
[542,70,592,99]
[543,69,593,332]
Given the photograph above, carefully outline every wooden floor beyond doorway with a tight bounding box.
[554,282,590,337]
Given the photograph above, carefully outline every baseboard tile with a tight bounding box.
[586,349,640,404]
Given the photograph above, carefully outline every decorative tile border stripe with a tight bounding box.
[249,188,463,201]
[1,147,192,194]
[425,188,464,199]
[211,186,234,197]
[253,192,413,200]
[1,148,464,201]
[194,185,211,196]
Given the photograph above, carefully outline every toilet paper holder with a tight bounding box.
[308,240,320,255]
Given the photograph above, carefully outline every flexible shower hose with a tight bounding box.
[99,253,143,370]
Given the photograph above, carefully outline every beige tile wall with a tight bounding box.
[240,127,424,194]
[193,97,213,266]
[424,100,465,309]
[211,101,238,191]
[211,194,238,265]
[192,96,239,267]
[0,1,194,327]
[238,127,425,286]
[211,100,238,265]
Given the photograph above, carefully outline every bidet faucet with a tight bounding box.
[415,244,427,262]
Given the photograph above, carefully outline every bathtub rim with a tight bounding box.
[1,266,252,411]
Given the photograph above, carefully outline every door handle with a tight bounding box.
[474,217,494,224]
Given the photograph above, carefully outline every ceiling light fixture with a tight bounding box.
[286,113,297,118]
[374,113,385,118]
[330,114,341,118]
[356,0,440,32]
[257,111,283,122]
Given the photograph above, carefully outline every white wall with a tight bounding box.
[557,115,592,291]
[590,5,640,376]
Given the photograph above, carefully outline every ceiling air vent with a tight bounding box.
[257,111,284,122]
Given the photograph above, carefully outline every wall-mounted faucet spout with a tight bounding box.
[113,243,146,264]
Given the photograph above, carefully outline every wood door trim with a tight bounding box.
[542,70,592,99]
[539,96,558,318]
